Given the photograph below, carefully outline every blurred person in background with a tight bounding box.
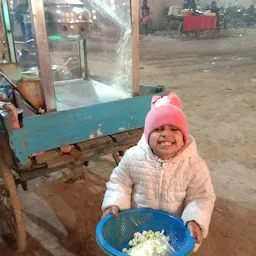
[210,1,220,29]
[140,0,150,35]
[13,0,32,49]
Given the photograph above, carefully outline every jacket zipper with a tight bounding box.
[155,161,164,208]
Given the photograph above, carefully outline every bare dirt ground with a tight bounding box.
[139,34,256,209]
[1,31,256,255]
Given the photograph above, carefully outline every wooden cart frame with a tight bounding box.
[0,0,164,251]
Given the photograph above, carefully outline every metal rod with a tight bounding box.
[80,38,89,80]
[1,0,17,63]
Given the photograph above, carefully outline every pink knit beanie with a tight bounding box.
[144,92,189,145]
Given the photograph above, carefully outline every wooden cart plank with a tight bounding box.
[8,94,158,165]
[76,136,113,151]
[46,154,75,169]
[110,132,132,143]
[128,129,143,137]
[27,129,141,168]
[80,143,137,162]
[131,0,140,97]
[17,128,143,180]
[35,150,60,164]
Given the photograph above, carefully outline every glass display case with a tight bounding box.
[2,0,137,112]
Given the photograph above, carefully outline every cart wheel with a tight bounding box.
[0,153,27,252]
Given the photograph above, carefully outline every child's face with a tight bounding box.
[149,125,184,160]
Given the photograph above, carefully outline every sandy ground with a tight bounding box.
[3,167,254,256]
[1,31,256,255]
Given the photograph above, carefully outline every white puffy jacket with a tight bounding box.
[102,134,216,239]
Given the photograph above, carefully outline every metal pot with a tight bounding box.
[43,0,93,38]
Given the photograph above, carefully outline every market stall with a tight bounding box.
[183,16,216,31]
[168,7,217,37]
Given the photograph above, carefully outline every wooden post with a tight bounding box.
[131,0,140,97]
[0,150,27,252]
[28,0,57,112]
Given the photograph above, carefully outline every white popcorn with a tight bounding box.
[122,230,172,256]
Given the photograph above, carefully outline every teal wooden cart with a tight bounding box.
[0,0,164,251]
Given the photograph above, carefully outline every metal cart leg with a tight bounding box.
[167,20,173,37]
[178,21,184,38]
[21,181,28,191]
[0,152,27,252]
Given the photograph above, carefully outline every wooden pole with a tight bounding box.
[131,0,140,97]
[0,150,27,252]
[28,0,56,112]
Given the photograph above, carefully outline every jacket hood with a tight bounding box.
[137,133,198,162]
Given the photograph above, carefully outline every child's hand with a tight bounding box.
[187,221,202,244]
[101,206,120,219]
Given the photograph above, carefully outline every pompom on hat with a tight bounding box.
[144,92,189,145]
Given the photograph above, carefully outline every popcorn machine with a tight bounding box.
[2,0,139,112]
